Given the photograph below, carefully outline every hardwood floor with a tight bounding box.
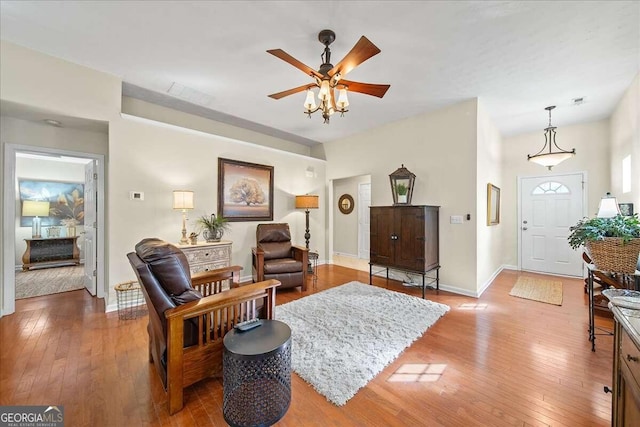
[0,266,614,426]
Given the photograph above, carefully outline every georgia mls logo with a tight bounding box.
[0,405,64,426]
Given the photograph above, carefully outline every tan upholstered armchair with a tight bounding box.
[252,223,308,291]
[127,238,280,414]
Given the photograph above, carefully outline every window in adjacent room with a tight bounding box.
[622,155,631,193]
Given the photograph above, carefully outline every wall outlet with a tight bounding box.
[450,215,463,224]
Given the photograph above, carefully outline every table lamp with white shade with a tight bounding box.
[22,200,50,238]
[173,190,194,244]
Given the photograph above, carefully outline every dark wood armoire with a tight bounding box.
[369,205,440,298]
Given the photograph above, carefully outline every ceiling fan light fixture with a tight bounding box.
[527,106,576,170]
[267,29,389,124]
[318,80,331,101]
[337,88,349,109]
[304,89,317,110]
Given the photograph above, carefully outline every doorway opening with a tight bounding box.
[331,175,371,271]
[3,144,106,316]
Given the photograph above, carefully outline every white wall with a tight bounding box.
[107,116,326,307]
[501,119,611,267]
[122,97,313,157]
[324,99,479,295]
[476,101,503,291]
[610,73,639,209]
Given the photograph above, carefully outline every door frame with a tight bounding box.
[357,182,371,259]
[517,171,588,274]
[2,143,106,316]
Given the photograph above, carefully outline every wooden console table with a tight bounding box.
[611,304,640,425]
[177,240,232,275]
[22,237,80,270]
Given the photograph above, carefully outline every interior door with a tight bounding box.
[358,183,371,259]
[83,160,97,295]
[520,173,585,276]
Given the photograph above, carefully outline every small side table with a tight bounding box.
[308,251,319,287]
[223,320,292,427]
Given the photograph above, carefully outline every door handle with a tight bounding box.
[522,227,528,231]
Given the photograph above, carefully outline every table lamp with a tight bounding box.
[22,200,50,238]
[173,190,194,244]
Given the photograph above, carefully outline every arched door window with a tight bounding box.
[531,181,570,195]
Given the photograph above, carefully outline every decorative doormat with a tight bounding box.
[509,277,563,306]
[275,281,449,405]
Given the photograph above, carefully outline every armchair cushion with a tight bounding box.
[170,288,203,306]
[256,223,294,260]
[135,238,192,297]
[264,258,303,274]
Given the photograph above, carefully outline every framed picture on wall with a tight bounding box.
[18,179,84,226]
[619,203,634,217]
[487,183,500,226]
[217,158,274,221]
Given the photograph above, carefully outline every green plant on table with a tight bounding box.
[395,183,408,196]
[567,214,640,250]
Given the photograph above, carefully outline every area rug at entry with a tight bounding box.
[509,276,563,306]
[275,281,449,406]
[15,265,85,299]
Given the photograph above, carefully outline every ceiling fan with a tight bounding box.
[267,29,390,123]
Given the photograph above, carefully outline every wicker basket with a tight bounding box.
[586,238,640,275]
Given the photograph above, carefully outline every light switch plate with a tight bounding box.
[450,215,463,224]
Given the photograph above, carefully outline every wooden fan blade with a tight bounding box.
[267,49,323,79]
[328,36,381,77]
[268,84,315,100]
[338,79,390,98]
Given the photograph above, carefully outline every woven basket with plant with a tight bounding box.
[568,214,640,274]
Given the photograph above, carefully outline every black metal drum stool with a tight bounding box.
[223,319,292,427]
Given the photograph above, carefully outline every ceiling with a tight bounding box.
[1,1,638,146]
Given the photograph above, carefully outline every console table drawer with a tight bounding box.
[622,327,640,386]
[178,241,232,275]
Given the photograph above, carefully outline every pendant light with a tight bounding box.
[527,106,576,170]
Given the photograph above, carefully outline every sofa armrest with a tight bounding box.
[191,265,242,296]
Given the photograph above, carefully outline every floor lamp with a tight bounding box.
[295,194,319,273]
[173,190,194,245]
[22,200,50,238]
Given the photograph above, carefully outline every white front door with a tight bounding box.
[520,173,585,276]
[84,160,97,295]
[358,183,371,259]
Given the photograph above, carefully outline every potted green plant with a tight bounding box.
[395,183,409,204]
[196,214,230,242]
[568,214,640,274]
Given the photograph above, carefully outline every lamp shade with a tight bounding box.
[22,200,50,217]
[173,190,194,210]
[295,195,319,209]
[597,192,621,218]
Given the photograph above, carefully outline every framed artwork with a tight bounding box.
[487,183,500,226]
[619,203,634,217]
[217,158,274,222]
[19,179,84,226]
[338,194,354,214]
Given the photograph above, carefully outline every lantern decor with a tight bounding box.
[389,164,416,206]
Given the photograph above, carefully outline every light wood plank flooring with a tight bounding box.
[0,266,614,426]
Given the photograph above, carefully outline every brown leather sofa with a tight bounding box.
[252,223,308,291]
[127,238,280,414]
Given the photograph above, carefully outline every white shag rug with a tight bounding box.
[275,281,449,405]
